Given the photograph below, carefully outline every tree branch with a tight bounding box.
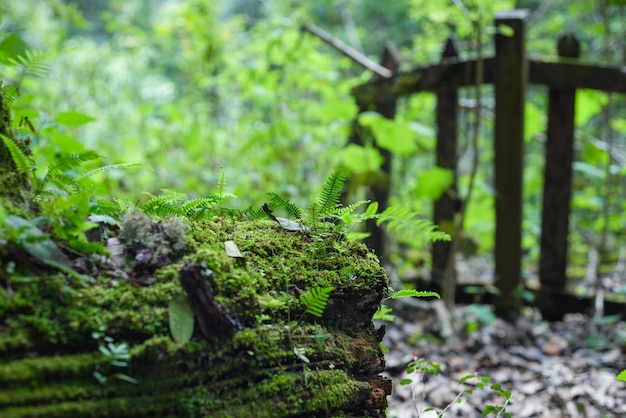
[300,23,393,79]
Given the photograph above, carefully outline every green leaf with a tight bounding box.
[169,294,194,344]
[399,378,413,385]
[497,24,515,37]
[575,90,608,127]
[414,167,454,199]
[55,111,96,126]
[0,34,29,64]
[337,144,384,174]
[390,289,440,299]
[616,370,626,382]
[359,112,417,155]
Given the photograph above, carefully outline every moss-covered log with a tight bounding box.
[0,213,391,417]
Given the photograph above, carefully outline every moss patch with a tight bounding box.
[1,214,390,417]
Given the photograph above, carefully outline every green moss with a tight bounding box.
[1,214,389,416]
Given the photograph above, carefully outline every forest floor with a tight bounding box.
[382,263,626,418]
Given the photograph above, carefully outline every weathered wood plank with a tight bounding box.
[432,37,460,286]
[351,58,495,102]
[352,57,626,104]
[538,36,579,300]
[493,9,527,320]
[348,45,400,263]
[529,60,626,93]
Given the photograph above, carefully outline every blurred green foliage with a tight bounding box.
[1,0,625,285]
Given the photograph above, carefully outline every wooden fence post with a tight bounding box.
[348,45,400,263]
[432,37,460,286]
[537,35,580,318]
[493,10,528,319]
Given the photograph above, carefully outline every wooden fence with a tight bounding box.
[347,10,626,320]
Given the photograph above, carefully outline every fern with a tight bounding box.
[9,50,51,84]
[376,205,450,243]
[141,194,185,217]
[1,83,19,108]
[300,286,334,317]
[182,196,220,218]
[91,198,126,216]
[47,151,100,174]
[268,192,303,219]
[75,162,145,180]
[0,133,32,174]
[316,167,349,218]
[243,204,268,220]
[390,289,440,299]
[47,172,80,194]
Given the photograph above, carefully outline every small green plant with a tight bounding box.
[300,286,334,317]
[91,320,137,385]
[402,353,512,417]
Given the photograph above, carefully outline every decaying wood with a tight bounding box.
[178,263,237,340]
[0,218,391,417]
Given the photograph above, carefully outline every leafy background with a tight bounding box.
[1,0,625,291]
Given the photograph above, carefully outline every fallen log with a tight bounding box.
[0,213,391,417]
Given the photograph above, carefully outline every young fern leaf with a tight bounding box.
[9,50,51,80]
[75,162,145,180]
[377,206,450,243]
[48,172,80,194]
[242,204,268,220]
[91,198,125,216]
[267,192,303,219]
[0,134,32,174]
[300,286,334,317]
[48,151,100,175]
[141,195,185,217]
[316,168,349,218]
[182,196,220,218]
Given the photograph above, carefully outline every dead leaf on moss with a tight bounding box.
[224,240,243,258]
[262,203,308,232]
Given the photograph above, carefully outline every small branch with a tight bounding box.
[300,23,393,78]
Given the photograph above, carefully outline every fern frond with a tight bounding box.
[390,289,440,299]
[9,49,51,79]
[1,84,19,108]
[300,286,334,317]
[182,196,220,218]
[377,205,450,243]
[48,151,100,174]
[242,205,268,220]
[75,162,145,180]
[267,192,303,219]
[0,133,32,174]
[141,194,185,217]
[335,200,370,217]
[317,168,349,217]
[48,172,80,194]
[91,198,125,216]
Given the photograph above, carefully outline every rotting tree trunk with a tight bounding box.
[0,214,391,417]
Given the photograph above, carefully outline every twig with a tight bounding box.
[300,23,393,78]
